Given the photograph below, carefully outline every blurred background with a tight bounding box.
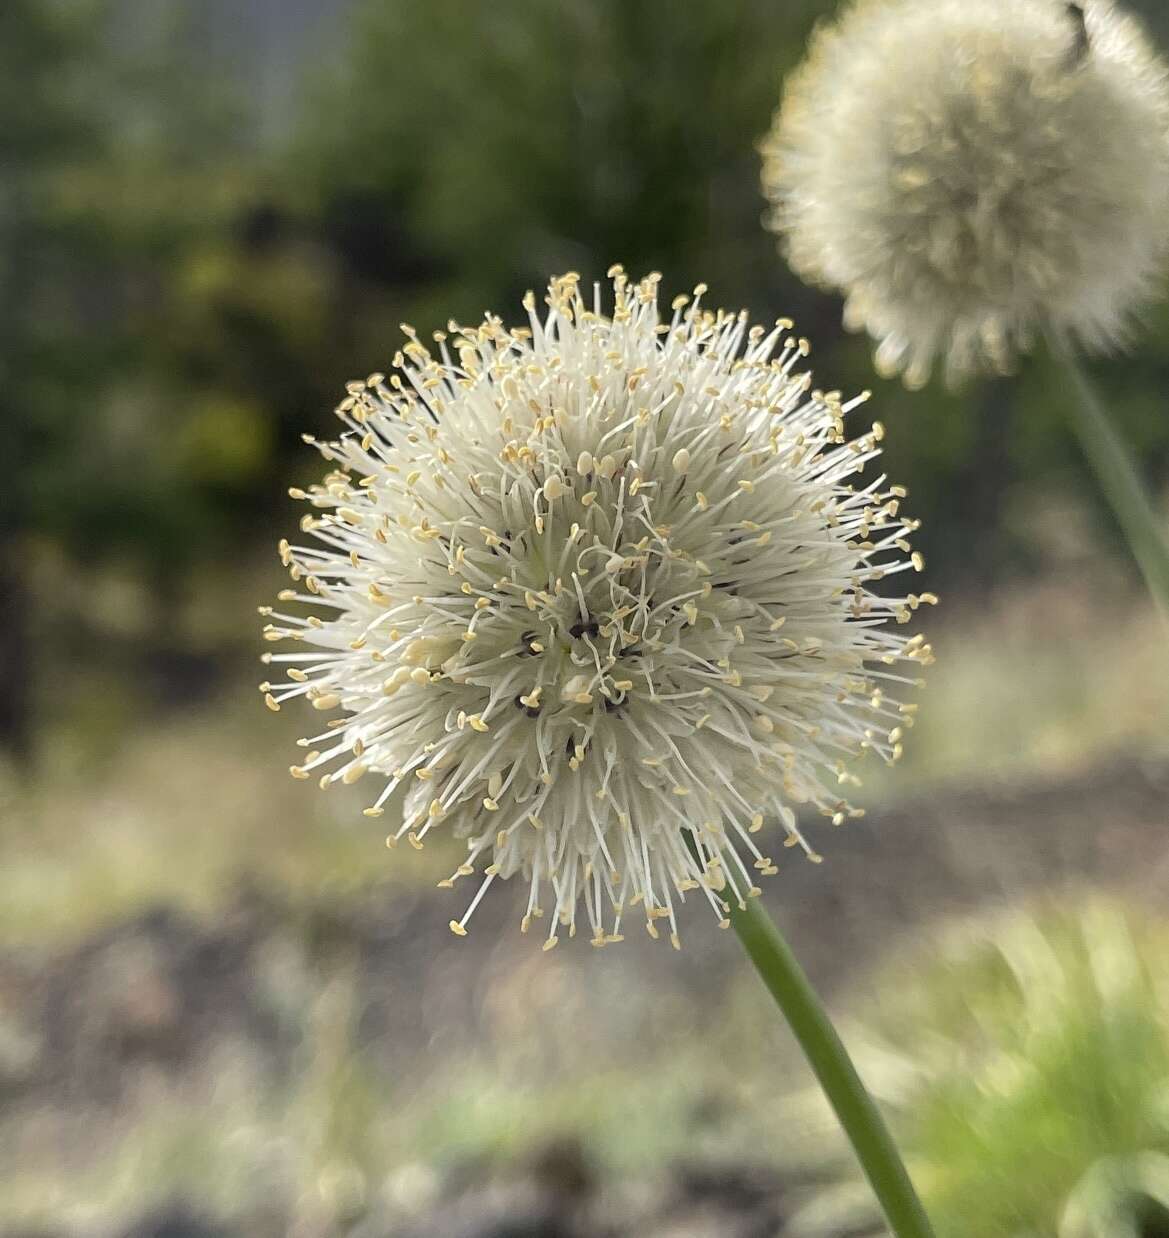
[2,1,1169,1235]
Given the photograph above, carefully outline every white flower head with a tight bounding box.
[260,270,933,948]
[761,0,1169,388]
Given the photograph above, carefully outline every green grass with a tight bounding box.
[782,897,1169,1238]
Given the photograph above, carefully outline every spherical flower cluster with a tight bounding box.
[761,0,1169,388]
[260,270,933,948]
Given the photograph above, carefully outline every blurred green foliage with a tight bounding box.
[296,0,823,313]
[5,0,1169,758]
[783,898,1169,1238]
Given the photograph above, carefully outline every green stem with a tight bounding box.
[728,893,936,1238]
[1042,331,1169,607]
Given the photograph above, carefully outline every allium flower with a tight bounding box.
[761,0,1169,388]
[260,270,932,948]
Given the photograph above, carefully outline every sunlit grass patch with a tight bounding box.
[0,703,447,950]
[890,584,1169,788]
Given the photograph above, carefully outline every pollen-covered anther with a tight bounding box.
[542,475,566,502]
[560,675,594,705]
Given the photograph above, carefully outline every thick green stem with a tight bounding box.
[728,894,936,1238]
[1042,331,1169,608]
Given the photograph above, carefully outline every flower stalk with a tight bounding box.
[1041,331,1169,609]
[725,885,936,1238]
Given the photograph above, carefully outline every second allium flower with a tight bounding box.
[762,0,1169,388]
[261,270,931,947]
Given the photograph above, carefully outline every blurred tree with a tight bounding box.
[0,0,108,760]
[0,2,348,758]
[295,0,825,321]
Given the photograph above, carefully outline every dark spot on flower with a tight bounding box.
[1065,3,1090,66]
[514,694,541,718]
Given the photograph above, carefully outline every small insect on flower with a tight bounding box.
[761,0,1169,388]
[260,269,932,948]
